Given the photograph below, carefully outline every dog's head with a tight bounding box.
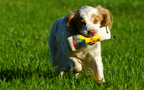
[66,6,113,37]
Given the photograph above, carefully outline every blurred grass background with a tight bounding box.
[0,0,144,89]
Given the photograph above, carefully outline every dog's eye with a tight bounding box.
[80,18,86,27]
[94,19,98,24]
[81,21,86,27]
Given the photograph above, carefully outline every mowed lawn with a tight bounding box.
[0,0,144,89]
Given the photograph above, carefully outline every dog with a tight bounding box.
[48,5,112,84]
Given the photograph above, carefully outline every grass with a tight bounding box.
[0,0,144,89]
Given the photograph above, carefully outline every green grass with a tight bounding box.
[0,0,144,89]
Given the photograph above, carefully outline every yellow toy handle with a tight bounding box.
[68,34,102,51]
[73,34,101,44]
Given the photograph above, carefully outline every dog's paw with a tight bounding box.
[98,81,108,86]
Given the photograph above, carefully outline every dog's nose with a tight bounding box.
[88,30,97,36]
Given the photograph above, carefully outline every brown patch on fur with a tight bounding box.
[96,6,113,29]
[66,11,76,27]
[65,11,86,34]
[65,11,79,34]
[80,18,86,27]
[75,16,87,30]
[91,13,101,24]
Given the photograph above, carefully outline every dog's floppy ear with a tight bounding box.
[96,6,113,29]
[67,11,77,26]
[66,11,78,34]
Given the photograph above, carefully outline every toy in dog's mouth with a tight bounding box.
[67,34,100,51]
[68,27,116,51]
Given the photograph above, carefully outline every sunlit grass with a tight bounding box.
[0,0,144,89]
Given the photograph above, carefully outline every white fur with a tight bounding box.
[48,6,111,83]
[79,6,101,37]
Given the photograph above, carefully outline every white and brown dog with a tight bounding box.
[48,6,112,84]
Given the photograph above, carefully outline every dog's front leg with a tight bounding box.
[92,56,106,84]
[70,57,82,77]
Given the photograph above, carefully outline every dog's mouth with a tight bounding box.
[87,30,97,37]
[81,30,97,37]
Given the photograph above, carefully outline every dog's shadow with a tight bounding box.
[0,68,87,83]
[0,68,58,82]
[0,69,111,88]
